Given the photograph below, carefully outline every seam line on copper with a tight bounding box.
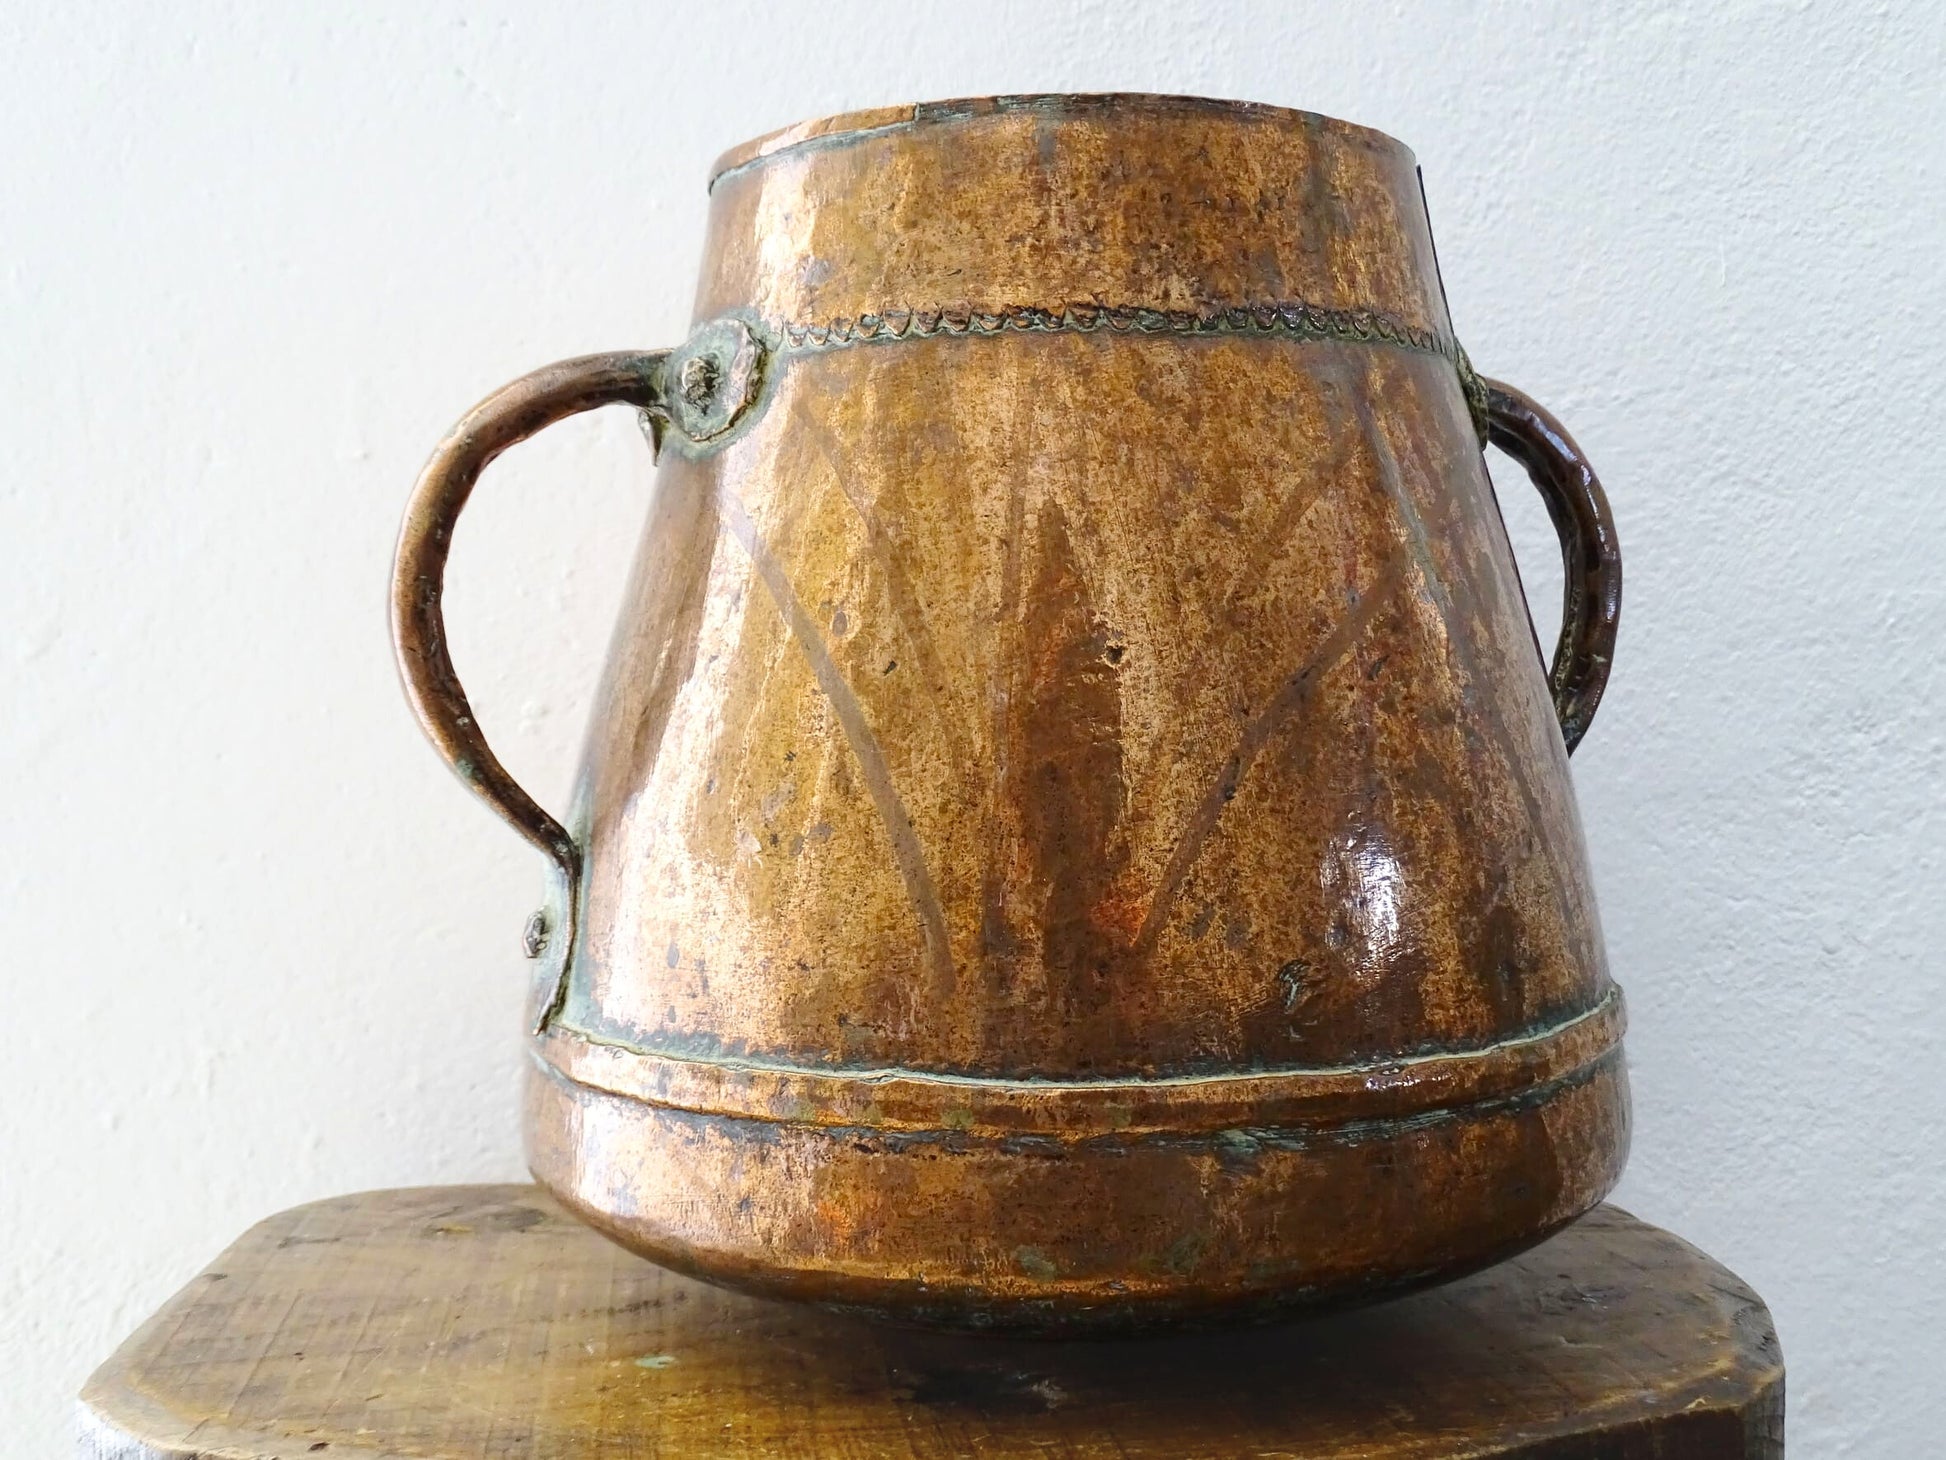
[528,1042,1624,1143]
[544,985,1623,1094]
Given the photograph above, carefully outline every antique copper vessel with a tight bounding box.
[393,94,1627,1330]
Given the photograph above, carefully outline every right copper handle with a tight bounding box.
[1482,379,1622,754]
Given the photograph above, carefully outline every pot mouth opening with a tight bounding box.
[708,92,1410,189]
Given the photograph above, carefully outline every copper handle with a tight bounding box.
[1481,379,1622,754]
[390,351,669,878]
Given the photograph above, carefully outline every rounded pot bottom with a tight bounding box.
[523,1018,1630,1333]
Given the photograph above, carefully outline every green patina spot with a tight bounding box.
[1015,1246,1060,1280]
[634,1353,677,1370]
[941,1106,976,1131]
[1162,1231,1209,1275]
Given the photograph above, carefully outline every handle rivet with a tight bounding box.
[663,318,765,444]
[521,910,551,960]
[678,354,722,410]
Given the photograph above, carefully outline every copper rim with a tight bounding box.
[709,93,1413,187]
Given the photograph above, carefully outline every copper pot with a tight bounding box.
[393,94,1627,1330]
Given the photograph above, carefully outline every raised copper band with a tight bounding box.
[534,988,1624,1141]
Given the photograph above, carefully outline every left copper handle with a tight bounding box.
[390,351,670,881]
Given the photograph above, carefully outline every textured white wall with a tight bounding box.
[5,2,1942,1453]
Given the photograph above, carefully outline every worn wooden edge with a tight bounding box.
[76,1367,1786,1460]
[76,1188,1785,1460]
[78,1374,1786,1460]
[73,1192,474,1460]
[77,1392,397,1460]
[1479,1218,1786,1459]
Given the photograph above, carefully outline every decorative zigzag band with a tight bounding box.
[773,299,1490,441]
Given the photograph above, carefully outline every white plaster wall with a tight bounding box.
[4,2,1942,1453]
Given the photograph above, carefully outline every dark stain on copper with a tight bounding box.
[1017,500,1130,1039]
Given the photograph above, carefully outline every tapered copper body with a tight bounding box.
[394,95,1628,1330]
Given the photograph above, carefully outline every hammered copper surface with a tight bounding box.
[392,94,1628,1329]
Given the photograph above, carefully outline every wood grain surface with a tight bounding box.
[78,1185,1782,1459]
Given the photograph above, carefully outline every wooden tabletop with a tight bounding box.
[78,1186,1782,1459]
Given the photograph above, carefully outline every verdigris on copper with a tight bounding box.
[392,93,1627,1331]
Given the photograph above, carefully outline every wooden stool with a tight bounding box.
[78,1186,1783,1458]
